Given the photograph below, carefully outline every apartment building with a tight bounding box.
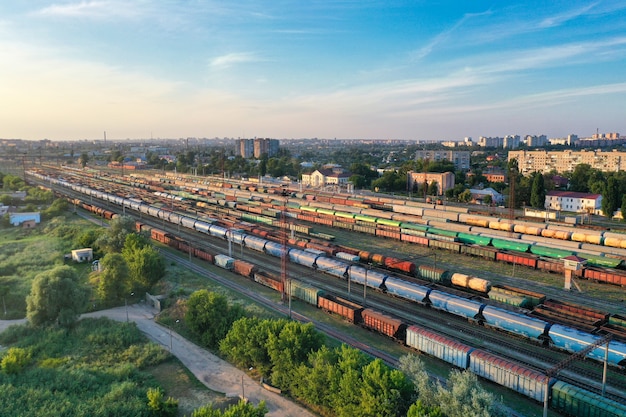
[508,150,626,175]
[414,150,470,171]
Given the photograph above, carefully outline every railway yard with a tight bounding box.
[25,165,626,417]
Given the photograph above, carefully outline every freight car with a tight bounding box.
[33,172,626,369]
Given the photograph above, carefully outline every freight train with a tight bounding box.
[141,218,626,417]
[37,168,626,416]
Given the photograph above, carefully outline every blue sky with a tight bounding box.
[1,1,625,141]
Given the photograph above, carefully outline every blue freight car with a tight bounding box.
[482,305,550,341]
[428,290,484,320]
[383,277,431,304]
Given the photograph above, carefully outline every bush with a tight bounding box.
[1,347,31,374]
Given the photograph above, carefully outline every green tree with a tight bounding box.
[601,176,619,217]
[357,359,414,417]
[95,215,136,254]
[427,181,439,196]
[436,370,505,417]
[26,265,89,327]
[97,253,130,303]
[530,173,546,208]
[122,233,165,292]
[622,194,626,221]
[568,163,592,192]
[186,290,244,349]
[78,152,90,168]
[267,321,324,389]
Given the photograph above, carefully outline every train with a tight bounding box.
[143,221,626,417]
[33,171,626,370]
[33,169,626,417]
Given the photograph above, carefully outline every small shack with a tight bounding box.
[71,248,94,263]
[9,212,41,227]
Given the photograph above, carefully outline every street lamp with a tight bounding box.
[125,292,135,322]
[169,319,179,352]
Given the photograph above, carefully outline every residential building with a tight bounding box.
[407,171,455,196]
[508,149,626,175]
[414,150,470,171]
[503,135,521,149]
[545,191,602,214]
[236,138,280,158]
[525,134,548,147]
[477,136,504,148]
[301,167,352,188]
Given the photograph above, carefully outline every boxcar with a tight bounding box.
[317,294,364,323]
[405,325,473,369]
[361,308,406,340]
[551,380,626,417]
[469,349,553,402]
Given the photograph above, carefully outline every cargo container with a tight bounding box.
[383,257,416,275]
[460,245,498,260]
[428,290,484,320]
[383,277,431,303]
[457,232,492,246]
[315,257,350,279]
[488,290,530,308]
[253,271,284,293]
[289,249,321,268]
[233,260,257,278]
[417,265,451,284]
[490,238,531,253]
[482,306,549,340]
[548,324,626,367]
[451,273,491,293]
[495,252,538,269]
[551,380,626,417]
[530,245,575,259]
[348,265,387,289]
[490,285,545,308]
[317,294,364,323]
[289,280,323,306]
[405,325,473,369]
[469,349,552,402]
[361,308,406,340]
[336,251,360,262]
[214,254,235,270]
[428,239,462,253]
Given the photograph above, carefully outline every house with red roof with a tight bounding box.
[545,191,602,214]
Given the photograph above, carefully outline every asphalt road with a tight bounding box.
[0,304,315,417]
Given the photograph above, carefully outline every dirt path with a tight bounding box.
[0,305,316,417]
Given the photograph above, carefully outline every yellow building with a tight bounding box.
[508,150,626,175]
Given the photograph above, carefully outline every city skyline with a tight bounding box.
[1,1,625,141]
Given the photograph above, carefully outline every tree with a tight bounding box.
[95,215,136,254]
[26,265,90,327]
[435,370,505,417]
[568,163,592,192]
[185,290,244,349]
[530,173,546,208]
[122,233,165,292]
[427,181,439,196]
[622,194,626,222]
[78,152,90,168]
[601,176,619,217]
[96,253,130,303]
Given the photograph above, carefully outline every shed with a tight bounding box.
[71,248,93,263]
[9,212,41,226]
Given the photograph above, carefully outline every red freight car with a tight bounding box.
[583,268,626,286]
[361,308,406,340]
[233,260,258,278]
[495,251,538,269]
[253,271,284,293]
[317,294,364,323]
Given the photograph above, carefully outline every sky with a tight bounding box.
[1,1,625,141]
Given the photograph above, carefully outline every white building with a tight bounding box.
[544,191,602,214]
[301,168,351,188]
[469,188,504,205]
[71,248,94,263]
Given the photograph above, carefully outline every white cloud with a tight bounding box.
[36,1,141,19]
[209,52,263,69]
